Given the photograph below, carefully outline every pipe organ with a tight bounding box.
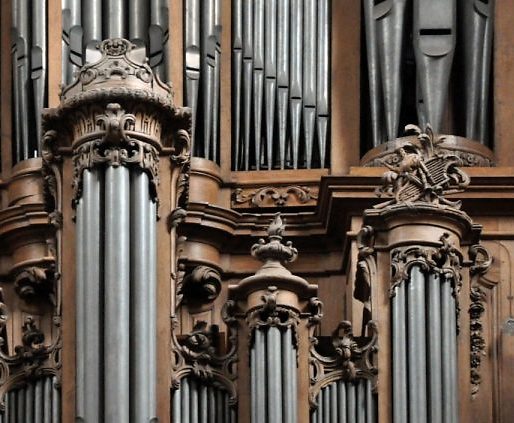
[1,1,514,423]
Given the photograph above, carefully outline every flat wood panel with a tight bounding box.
[330,0,360,174]
[494,0,514,166]
[0,0,13,180]
[168,0,184,105]
[48,0,62,107]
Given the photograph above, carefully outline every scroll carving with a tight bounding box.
[13,266,57,304]
[469,244,492,398]
[0,301,61,410]
[309,320,378,408]
[375,125,470,209]
[179,265,222,306]
[232,185,318,208]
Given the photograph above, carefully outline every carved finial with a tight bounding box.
[251,214,298,265]
[375,124,470,209]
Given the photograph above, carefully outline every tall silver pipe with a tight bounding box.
[413,0,456,132]
[346,383,356,421]
[318,389,324,422]
[449,285,458,423]
[267,327,282,423]
[173,387,181,423]
[190,378,199,423]
[428,273,442,423]
[264,0,277,169]
[43,378,51,423]
[35,379,43,423]
[303,0,317,168]
[149,0,168,79]
[253,0,265,170]
[323,386,331,421]
[148,198,157,420]
[276,0,289,169]
[9,391,15,423]
[330,384,337,423]
[202,0,216,160]
[282,329,294,423]
[129,0,149,45]
[366,380,373,423]
[392,283,407,423]
[16,388,24,422]
[212,0,221,163]
[207,386,215,423]
[104,0,126,39]
[357,380,366,423]
[216,389,224,423]
[442,277,458,422]
[63,0,82,84]
[83,169,102,422]
[478,1,494,144]
[316,0,329,167]
[374,0,407,141]
[75,195,85,421]
[200,384,208,423]
[255,328,266,422]
[52,377,60,423]
[408,266,427,423]
[233,0,243,169]
[289,0,303,169]
[16,0,30,160]
[182,378,191,422]
[11,0,21,163]
[25,382,34,423]
[363,0,383,147]
[338,381,346,423]
[82,0,102,61]
[130,170,153,421]
[242,0,253,170]
[31,0,47,151]
[185,0,201,150]
[104,165,130,422]
[251,341,257,423]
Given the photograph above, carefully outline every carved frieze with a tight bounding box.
[232,185,318,208]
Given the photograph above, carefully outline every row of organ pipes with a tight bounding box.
[62,0,169,84]
[364,0,494,147]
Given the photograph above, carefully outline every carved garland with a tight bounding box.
[468,244,492,398]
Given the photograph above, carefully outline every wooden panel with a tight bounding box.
[0,0,13,180]
[48,0,62,107]
[330,0,360,175]
[219,0,232,179]
[168,0,184,105]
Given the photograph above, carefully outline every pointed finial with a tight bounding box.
[251,214,298,265]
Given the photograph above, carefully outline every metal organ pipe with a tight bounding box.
[264,0,277,170]
[253,0,265,170]
[276,0,289,169]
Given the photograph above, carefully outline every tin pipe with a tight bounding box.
[216,389,224,423]
[31,0,47,152]
[408,266,427,423]
[191,378,199,423]
[149,0,168,79]
[25,383,34,423]
[282,329,294,423]
[303,0,317,168]
[35,379,43,423]
[253,0,265,169]
[346,382,356,421]
[16,0,30,160]
[52,377,60,423]
[75,195,85,421]
[207,386,215,423]
[104,165,130,422]
[232,0,243,169]
[200,384,208,423]
[316,0,329,167]
[276,0,289,168]
[104,0,126,39]
[357,380,366,423]
[363,0,383,147]
[185,0,201,151]
[267,326,282,423]
[264,0,277,169]
[255,328,266,422]
[478,0,494,144]
[43,378,51,423]
[202,0,216,160]
[172,387,181,423]
[212,0,221,163]
[182,378,191,422]
[16,388,24,423]
[242,0,253,170]
[428,273,442,423]
[82,0,101,57]
[392,282,407,423]
[290,0,302,169]
[366,379,373,423]
[129,0,149,45]
[338,381,347,423]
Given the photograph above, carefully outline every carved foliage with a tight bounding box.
[233,185,318,208]
[251,214,298,265]
[309,320,378,408]
[375,125,470,209]
[468,244,492,398]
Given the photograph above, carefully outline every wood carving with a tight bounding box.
[233,185,318,208]
[375,124,470,209]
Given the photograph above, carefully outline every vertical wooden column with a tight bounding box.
[219,0,232,180]
[0,0,13,182]
[168,0,184,105]
[47,0,62,108]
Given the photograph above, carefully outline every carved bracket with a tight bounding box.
[179,265,222,307]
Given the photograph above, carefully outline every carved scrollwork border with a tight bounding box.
[232,185,318,208]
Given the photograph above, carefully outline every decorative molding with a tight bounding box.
[469,244,492,398]
[375,124,470,209]
[232,185,318,208]
[309,320,378,409]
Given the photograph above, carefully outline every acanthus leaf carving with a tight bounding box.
[233,185,318,208]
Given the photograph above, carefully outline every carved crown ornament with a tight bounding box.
[375,124,470,209]
[0,291,61,410]
[41,38,192,207]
